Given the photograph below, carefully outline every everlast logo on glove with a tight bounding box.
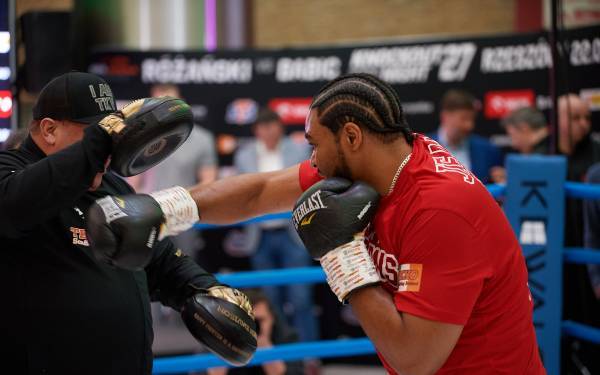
[292,190,327,229]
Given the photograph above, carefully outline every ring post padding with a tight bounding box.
[504,154,566,375]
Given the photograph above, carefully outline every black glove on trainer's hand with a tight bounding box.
[87,186,199,270]
[293,178,381,302]
[181,286,257,366]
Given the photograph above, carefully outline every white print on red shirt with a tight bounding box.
[422,136,478,185]
[365,230,400,289]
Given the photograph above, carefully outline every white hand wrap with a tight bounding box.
[319,234,381,303]
[149,186,199,240]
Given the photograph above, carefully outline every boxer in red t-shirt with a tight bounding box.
[89,74,545,374]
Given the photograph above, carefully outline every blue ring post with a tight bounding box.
[503,155,566,375]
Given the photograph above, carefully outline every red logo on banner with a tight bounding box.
[106,56,140,77]
[268,98,312,125]
[484,90,535,119]
[0,90,12,118]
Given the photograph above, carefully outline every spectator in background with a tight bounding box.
[559,94,600,374]
[2,128,28,150]
[207,289,304,375]
[558,93,600,247]
[490,106,549,183]
[234,108,316,343]
[430,89,502,183]
[558,94,600,182]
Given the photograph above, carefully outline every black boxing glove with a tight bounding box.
[292,178,381,302]
[87,186,200,270]
[181,286,257,366]
[97,96,193,177]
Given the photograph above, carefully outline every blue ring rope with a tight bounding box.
[563,248,600,264]
[561,320,600,344]
[216,266,326,288]
[565,182,600,199]
[153,338,376,374]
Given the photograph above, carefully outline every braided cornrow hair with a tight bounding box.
[311,73,414,144]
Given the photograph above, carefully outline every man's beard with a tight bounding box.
[333,145,353,180]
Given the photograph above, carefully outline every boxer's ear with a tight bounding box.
[341,122,363,151]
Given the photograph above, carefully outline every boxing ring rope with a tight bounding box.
[154,338,377,374]
[158,157,600,374]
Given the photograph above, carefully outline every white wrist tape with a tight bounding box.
[319,235,381,303]
[150,186,199,240]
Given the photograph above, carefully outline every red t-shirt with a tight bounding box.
[298,134,545,374]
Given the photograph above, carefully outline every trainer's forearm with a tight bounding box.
[187,165,303,225]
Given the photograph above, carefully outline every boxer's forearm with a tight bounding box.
[349,286,460,375]
[187,165,302,225]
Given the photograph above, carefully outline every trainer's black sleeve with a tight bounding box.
[146,239,220,311]
[0,125,111,238]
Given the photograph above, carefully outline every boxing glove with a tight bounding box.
[87,186,199,270]
[292,178,381,302]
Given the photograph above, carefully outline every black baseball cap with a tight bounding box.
[32,72,117,124]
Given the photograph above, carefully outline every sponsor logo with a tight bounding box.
[146,227,157,248]
[275,56,341,82]
[484,90,535,119]
[349,42,476,83]
[357,201,372,220]
[89,55,140,77]
[398,264,423,292]
[300,212,317,226]
[580,88,600,111]
[141,55,253,84]
[0,90,12,118]
[268,98,312,124]
[480,39,552,73]
[225,99,259,125]
[520,220,547,245]
[292,190,326,229]
[144,138,167,157]
[70,227,89,247]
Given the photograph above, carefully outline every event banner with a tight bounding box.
[89,24,600,156]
